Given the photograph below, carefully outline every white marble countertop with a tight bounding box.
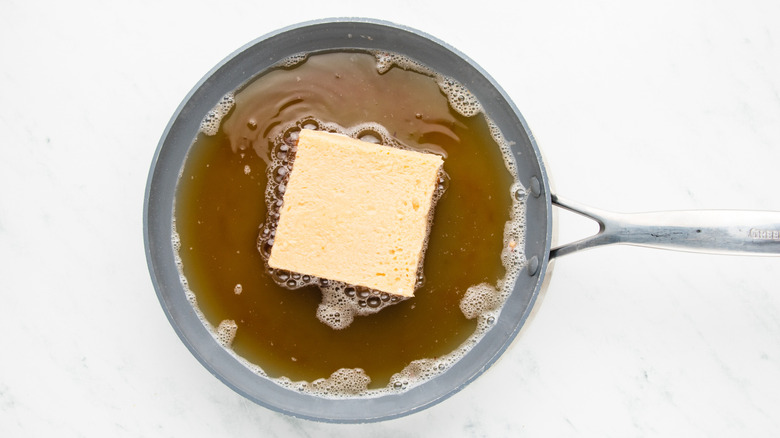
[2,1,779,436]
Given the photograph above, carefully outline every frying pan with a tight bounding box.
[143,18,780,423]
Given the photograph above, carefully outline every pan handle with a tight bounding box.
[550,194,780,258]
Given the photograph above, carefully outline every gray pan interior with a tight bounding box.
[144,18,552,423]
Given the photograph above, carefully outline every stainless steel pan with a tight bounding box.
[144,18,780,423]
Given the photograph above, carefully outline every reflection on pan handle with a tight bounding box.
[550,194,780,259]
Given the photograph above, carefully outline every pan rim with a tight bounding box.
[143,17,553,423]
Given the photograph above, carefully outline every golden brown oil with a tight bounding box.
[174,51,515,388]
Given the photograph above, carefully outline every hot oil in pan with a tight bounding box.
[173,51,526,394]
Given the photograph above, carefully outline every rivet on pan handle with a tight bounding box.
[550,194,780,259]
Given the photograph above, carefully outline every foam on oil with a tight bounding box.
[174,49,527,398]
